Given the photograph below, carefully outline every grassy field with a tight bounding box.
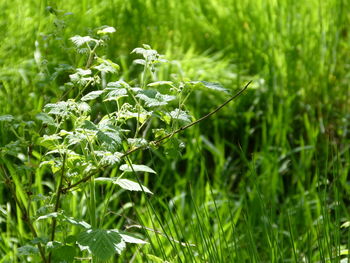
[1,0,350,262]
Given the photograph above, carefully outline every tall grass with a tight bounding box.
[1,0,349,262]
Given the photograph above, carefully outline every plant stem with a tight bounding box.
[48,153,66,263]
[89,176,97,228]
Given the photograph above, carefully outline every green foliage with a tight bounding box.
[0,25,228,262]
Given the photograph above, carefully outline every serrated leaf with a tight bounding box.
[119,164,156,174]
[36,113,56,126]
[116,179,153,194]
[127,138,148,148]
[104,88,128,101]
[97,131,121,146]
[70,69,93,86]
[70,36,95,47]
[169,109,191,123]
[190,81,228,93]
[18,245,39,256]
[94,151,123,165]
[77,229,126,260]
[107,80,130,88]
[81,90,105,101]
[81,120,98,130]
[94,59,119,74]
[77,102,91,113]
[136,91,176,107]
[52,245,76,263]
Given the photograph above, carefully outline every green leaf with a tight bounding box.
[81,120,98,130]
[94,58,120,74]
[107,80,130,88]
[190,81,228,93]
[136,90,176,107]
[70,36,96,47]
[146,254,168,263]
[116,179,153,194]
[77,229,126,261]
[44,101,74,117]
[95,177,152,194]
[36,113,57,127]
[94,151,123,165]
[119,164,156,174]
[81,90,105,101]
[95,177,115,183]
[104,88,128,101]
[52,245,76,263]
[0,115,14,122]
[63,216,91,229]
[97,26,116,35]
[341,221,350,228]
[127,138,148,148]
[18,245,39,256]
[36,212,59,221]
[69,69,93,86]
[133,59,146,65]
[97,131,121,147]
[147,81,174,89]
[120,232,147,244]
[169,109,191,123]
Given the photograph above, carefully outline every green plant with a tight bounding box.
[0,26,248,262]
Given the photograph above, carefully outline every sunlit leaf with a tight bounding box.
[136,91,176,107]
[94,58,120,73]
[169,109,191,123]
[63,216,91,229]
[147,81,174,87]
[81,90,105,101]
[97,26,116,35]
[120,232,147,244]
[116,179,153,194]
[104,88,128,101]
[119,164,156,174]
[189,81,228,93]
[70,36,95,47]
[77,229,126,260]
[36,212,59,221]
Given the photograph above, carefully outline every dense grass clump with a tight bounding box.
[0,0,349,262]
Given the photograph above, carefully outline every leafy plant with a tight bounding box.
[0,26,247,262]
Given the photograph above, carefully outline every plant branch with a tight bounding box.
[60,81,251,192]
